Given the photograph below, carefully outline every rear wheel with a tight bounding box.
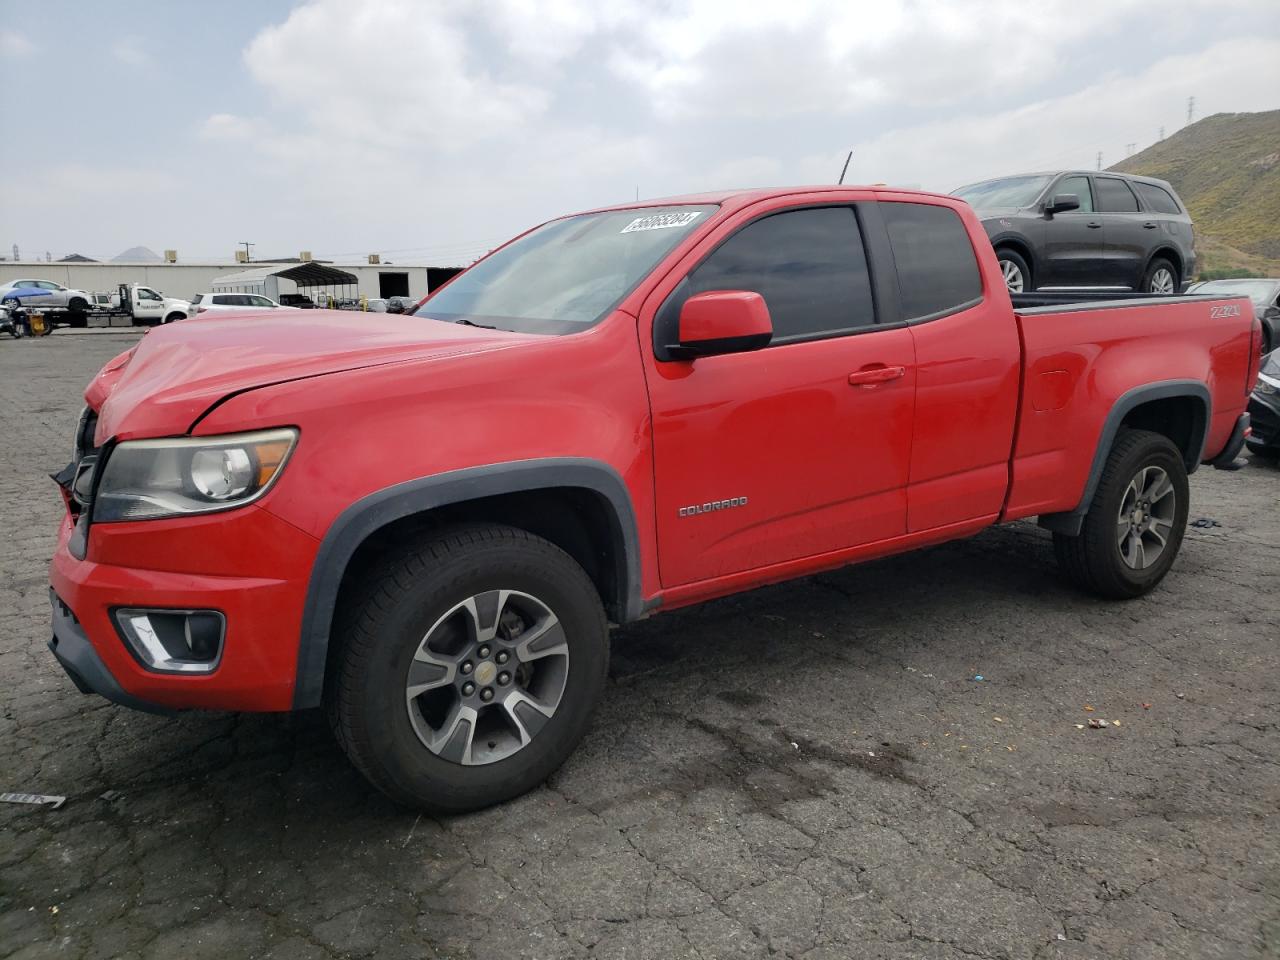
[163,312,186,324]
[1053,429,1189,599]
[327,524,609,813]
[997,249,1031,293]
[1143,258,1178,295]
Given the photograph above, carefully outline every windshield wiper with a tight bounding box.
[451,317,497,329]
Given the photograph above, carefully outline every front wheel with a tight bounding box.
[1053,429,1189,599]
[1143,258,1178,295]
[327,524,609,813]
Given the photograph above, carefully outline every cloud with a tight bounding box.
[605,0,1261,120]
[0,29,35,56]
[111,35,145,66]
[242,0,550,149]
[829,37,1280,192]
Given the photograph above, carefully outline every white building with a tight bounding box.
[0,259,464,302]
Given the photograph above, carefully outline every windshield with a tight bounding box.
[952,175,1053,210]
[412,205,716,334]
[1192,279,1279,304]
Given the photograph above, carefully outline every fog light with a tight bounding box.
[113,609,225,674]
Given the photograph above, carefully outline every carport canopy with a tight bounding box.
[210,262,359,302]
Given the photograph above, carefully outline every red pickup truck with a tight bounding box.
[48,187,1261,812]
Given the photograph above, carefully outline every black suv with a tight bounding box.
[952,171,1195,295]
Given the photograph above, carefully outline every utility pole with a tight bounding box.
[1187,96,1195,126]
[1096,151,1102,171]
[11,244,19,261]
[240,241,254,263]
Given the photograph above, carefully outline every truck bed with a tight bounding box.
[1003,292,1257,523]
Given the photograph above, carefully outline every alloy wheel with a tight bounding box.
[1148,268,1175,294]
[1116,465,1176,570]
[1001,259,1024,293]
[405,589,569,765]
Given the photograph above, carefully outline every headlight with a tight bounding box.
[93,428,298,522]
[1257,373,1280,396]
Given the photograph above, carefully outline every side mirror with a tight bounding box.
[1045,193,1080,215]
[668,290,773,360]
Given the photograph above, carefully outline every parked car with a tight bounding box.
[1246,351,1280,458]
[387,296,420,314]
[278,294,317,309]
[0,278,94,313]
[190,293,300,314]
[48,186,1261,813]
[952,171,1195,295]
[1185,278,1280,354]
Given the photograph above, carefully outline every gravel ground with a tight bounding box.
[2,330,1278,960]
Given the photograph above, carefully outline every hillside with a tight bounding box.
[1110,109,1280,276]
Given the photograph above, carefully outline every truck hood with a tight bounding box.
[91,309,538,441]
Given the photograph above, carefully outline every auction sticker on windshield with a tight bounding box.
[620,211,702,233]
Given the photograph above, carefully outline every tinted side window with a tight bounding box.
[1133,182,1181,215]
[1056,175,1094,213]
[660,206,875,347]
[882,202,983,321]
[1095,177,1139,212]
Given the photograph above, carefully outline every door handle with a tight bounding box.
[1086,221,1102,229]
[1142,221,1158,229]
[848,365,906,387]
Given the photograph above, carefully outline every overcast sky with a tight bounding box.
[2,0,1278,265]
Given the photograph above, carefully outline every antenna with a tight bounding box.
[1158,126,1165,141]
[1186,96,1195,125]
[11,244,18,261]
[1125,143,1136,157]
[837,150,852,185]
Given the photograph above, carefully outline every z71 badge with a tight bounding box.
[679,497,748,517]
[1210,304,1241,319]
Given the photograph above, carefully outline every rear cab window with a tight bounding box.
[880,202,983,321]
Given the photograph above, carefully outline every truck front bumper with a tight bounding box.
[47,506,318,713]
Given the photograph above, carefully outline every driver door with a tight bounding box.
[133,287,165,322]
[643,200,916,587]
[1041,175,1106,287]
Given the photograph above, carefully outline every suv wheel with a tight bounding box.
[997,249,1031,293]
[1053,429,1189,599]
[328,524,609,813]
[1143,258,1178,295]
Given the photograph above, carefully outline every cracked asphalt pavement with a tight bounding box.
[2,331,1278,960]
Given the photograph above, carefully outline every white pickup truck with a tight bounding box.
[92,283,193,326]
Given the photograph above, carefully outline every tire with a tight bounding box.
[327,524,609,813]
[1142,257,1178,295]
[1053,429,1189,599]
[1246,440,1278,459]
[996,248,1031,293]
[163,312,186,324]
[67,297,89,313]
